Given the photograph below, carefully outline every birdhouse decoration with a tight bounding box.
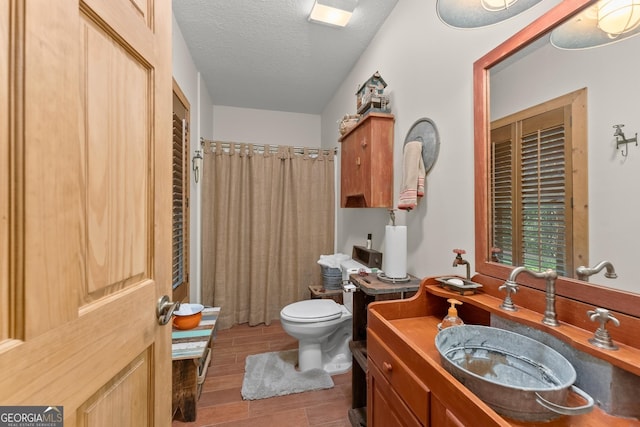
[356,71,390,115]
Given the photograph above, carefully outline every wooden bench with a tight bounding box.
[171,306,220,422]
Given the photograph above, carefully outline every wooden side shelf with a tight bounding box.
[348,273,421,427]
[308,284,343,304]
[349,340,367,371]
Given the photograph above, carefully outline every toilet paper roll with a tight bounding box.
[383,225,407,279]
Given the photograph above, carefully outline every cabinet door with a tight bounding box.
[368,330,430,424]
[341,124,366,206]
[431,394,466,427]
[368,361,423,427]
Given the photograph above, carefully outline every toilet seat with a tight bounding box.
[280,299,343,323]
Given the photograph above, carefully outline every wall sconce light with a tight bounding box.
[481,0,518,12]
[613,124,637,157]
[192,149,203,183]
[597,0,640,37]
[308,0,357,27]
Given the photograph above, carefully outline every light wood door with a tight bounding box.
[1,0,173,425]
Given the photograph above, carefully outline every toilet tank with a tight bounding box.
[339,258,369,282]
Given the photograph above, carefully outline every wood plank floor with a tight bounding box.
[172,320,352,427]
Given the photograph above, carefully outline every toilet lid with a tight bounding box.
[281,299,343,323]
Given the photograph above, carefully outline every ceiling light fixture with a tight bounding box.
[437,0,542,29]
[308,0,357,27]
[597,0,640,37]
[551,1,640,49]
[481,0,519,12]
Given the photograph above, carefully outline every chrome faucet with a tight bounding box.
[452,249,471,280]
[576,261,617,281]
[500,266,559,327]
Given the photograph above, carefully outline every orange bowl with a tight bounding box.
[173,303,204,330]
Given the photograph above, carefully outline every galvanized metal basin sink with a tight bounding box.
[435,325,594,421]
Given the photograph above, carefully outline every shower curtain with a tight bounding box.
[201,142,335,330]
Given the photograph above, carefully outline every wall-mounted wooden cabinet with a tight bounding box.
[339,113,394,208]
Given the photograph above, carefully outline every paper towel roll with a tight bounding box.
[383,225,407,279]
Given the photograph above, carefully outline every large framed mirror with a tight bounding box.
[474,0,640,317]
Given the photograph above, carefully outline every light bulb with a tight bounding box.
[597,0,640,37]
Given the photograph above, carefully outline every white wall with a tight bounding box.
[491,35,640,292]
[212,106,321,147]
[172,14,214,303]
[322,0,564,280]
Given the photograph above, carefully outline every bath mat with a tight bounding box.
[241,349,334,400]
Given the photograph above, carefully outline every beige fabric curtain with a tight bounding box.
[201,142,335,330]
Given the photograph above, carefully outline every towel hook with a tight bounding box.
[613,124,637,157]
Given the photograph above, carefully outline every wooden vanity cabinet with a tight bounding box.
[339,113,394,208]
[367,276,640,427]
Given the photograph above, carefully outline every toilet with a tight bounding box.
[280,286,355,375]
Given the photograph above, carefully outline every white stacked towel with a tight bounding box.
[317,253,351,269]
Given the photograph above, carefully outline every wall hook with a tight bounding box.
[613,124,637,157]
[388,209,396,226]
[192,149,203,183]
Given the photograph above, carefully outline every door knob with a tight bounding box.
[156,295,181,325]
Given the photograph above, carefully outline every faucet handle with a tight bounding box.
[499,281,518,293]
[499,281,518,312]
[588,307,620,327]
[587,308,620,351]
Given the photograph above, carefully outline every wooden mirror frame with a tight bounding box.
[473,0,640,317]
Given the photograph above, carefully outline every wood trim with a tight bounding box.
[172,77,190,112]
[171,79,191,302]
[5,0,26,340]
[474,0,640,317]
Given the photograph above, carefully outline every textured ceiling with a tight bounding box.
[172,0,399,114]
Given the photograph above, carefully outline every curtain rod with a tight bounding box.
[200,138,337,156]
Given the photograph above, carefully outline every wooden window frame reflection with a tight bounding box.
[490,88,588,278]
